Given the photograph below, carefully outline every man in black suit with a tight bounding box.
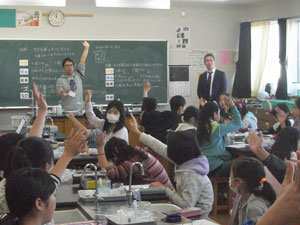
[197,53,227,103]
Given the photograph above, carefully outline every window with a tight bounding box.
[251,21,280,97]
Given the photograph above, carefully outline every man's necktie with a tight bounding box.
[207,71,212,98]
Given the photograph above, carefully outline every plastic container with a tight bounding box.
[261,99,295,112]
[57,101,63,115]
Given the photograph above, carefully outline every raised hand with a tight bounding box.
[33,82,47,112]
[224,95,234,107]
[82,40,90,49]
[64,128,89,157]
[96,131,107,148]
[199,98,207,107]
[128,113,142,136]
[248,131,269,161]
[84,90,92,104]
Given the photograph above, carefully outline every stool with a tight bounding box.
[209,177,233,216]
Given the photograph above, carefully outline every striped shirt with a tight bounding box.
[106,148,174,190]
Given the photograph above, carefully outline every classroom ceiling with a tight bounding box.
[172,0,273,4]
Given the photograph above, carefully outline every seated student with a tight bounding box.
[67,107,103,148]
[140,83,162,141]
[0,128,88,215]
[229,157,276,225]
[248,128,299,184]
[159,95,186,143]
[96,135,174,190]
[235,101,258,131]
[197,96,242,177]
[265,100,294,134]
[0,83,49,180]
[0,168,56,225]
[253,151,300,225]
[293,97,300,130]
[84,90,128,143]
[127,115,213,217]
[171,106,199,133]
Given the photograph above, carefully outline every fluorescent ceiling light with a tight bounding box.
[0,0,66,7]
[95,0,170,9]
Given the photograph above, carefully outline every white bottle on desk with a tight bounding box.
[57,101,62,116]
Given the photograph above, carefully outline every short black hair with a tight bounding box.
[0,133,24,171]
[204,53,215,62]
[271,127,299,160]
[5,168,56,221]
[170,95,186,112]
[62,58,74,67]
[274,103,290,114]
[142,97,157,112]
[167,130,201,165]
[183,106,200,123]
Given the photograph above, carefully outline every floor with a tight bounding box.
[209,213,230,225]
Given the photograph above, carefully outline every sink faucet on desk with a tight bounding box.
[127,162,145,207]
[82,163,101,213]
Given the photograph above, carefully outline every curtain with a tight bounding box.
[250,21,270,96]
[286,19,299,95]
[275,18,288,99]
[232,22,251,98]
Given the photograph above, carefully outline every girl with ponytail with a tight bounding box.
[197,95,242,177]
[228,157,276,225]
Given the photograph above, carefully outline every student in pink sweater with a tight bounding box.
[96,134,174,190]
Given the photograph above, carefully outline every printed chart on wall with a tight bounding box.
[187,49,216,70]
[176,26,190,49]
[169,65,190,97]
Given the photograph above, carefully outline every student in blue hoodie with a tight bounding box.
[197,96,242,177]
[128,116,213,217]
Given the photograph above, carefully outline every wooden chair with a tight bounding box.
[210,177,233,216]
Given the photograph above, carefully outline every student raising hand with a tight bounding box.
[248,131,270,161]
[28,83,48,137]
[33,82,47,112]
[84,90,92,104]
[256,151,300,225]
[128,113,142,136]
[64,128,89,157]
[223,95,234,107]
[51,128,89,178]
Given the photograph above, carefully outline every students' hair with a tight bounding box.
[219,93,231,98]
[235,101,248,119]
[295,98,300,109]
[232,157,276,204]
[103,100,126,134]
[104,137,148,165]
[275,103,290,115]
[167,130,201,165]
[270,127,299,160]
[83,107,102,120]
[0,133,24,171]
[4,136,54,178]
[183,106,200,123]
[62,58,74,67]
[142,97,157,112]
[204,53,215,62]
[4,168,55,224]
[197,102,219,144]
[170,95,186,112]
[171,106,199,130]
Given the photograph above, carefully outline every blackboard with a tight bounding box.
[0,40,168,107]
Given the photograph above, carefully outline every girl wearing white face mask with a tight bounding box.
[228,157,276,225]
[84,90,128,144]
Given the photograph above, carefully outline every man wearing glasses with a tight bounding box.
[56,41,90,112]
